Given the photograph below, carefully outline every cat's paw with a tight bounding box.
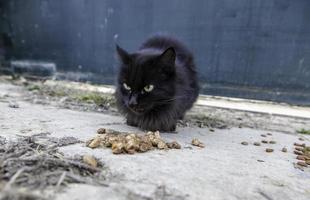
[126,118,138,127]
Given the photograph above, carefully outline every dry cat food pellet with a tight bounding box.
[282,147,287,153]
[261,134,267,137]
[191,138,205,148]
[167,141,181,149]
[261,140,268,144]
[88,137,101,148]
[97,128,106,134]
[297,161,307,167]
[266,148,274,153]
[253,142,261,146]
[294,150,303,155]
[241,141,249,145]
[294,143,306,147]
[269,141,276,144]
[82,155,98,167]
[296,155,306,161]
[295,147,304,151]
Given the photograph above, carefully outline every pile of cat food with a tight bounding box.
[86,128,182,154]
[294,142,310,168]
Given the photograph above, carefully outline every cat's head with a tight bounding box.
[116,45,176,115]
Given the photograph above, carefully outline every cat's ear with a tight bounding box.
[116,44,131,64]
[159,47,176,66]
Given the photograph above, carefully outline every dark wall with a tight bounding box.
[1,0,310,104]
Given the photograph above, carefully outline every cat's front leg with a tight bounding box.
[126,117,138,127]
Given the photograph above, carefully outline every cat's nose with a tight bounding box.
[128,96,138,107]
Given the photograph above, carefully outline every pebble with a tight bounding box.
[9,101,19,108]
[241,141,249,146]
[281,147,287,153]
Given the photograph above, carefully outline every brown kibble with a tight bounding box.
[261,140,268,143]
[297,161,307,167]
[296,155,306,161]
[157,141,168,149]
[87,137,101,148]
[295,147,304,151]
[282,147,287,153]
[241,141,248,145]
[112,142,124,154]
[266,148,274,153]
[253,142,261,146]
[294,143,306,147]
[192,138,205,148]
[139,142,152,152]
[261,134,267,137]
[269,141,276,144]
[97,128,106,134]
[294,150,303,155]
[82,155,98,168]
[267,133,272,136]
[167,141,181,149]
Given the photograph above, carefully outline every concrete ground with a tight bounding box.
[0,78,310,200]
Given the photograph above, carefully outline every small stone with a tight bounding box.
[266,148,274,153]
[82,155,98,167]
[9,101,19,108]
[269,141,276,144]
[281,147,287,153]
[261,134,267,137]
[261,140,268,143]
[192,138,205,148]
[97,128,106,134]
[209,128,215,132]
[267,133,272,136]
[298,137,305,141]
[297,161,307,167]
[241,141,248,146]
[257,159,265,162]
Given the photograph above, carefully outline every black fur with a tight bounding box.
[115,35,199,132]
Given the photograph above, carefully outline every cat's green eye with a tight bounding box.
[144,84,154,92]
[123,83,131,90]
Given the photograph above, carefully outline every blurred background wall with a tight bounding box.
[0,0,309,105]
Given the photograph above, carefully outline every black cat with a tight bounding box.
[115,35,199,132]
